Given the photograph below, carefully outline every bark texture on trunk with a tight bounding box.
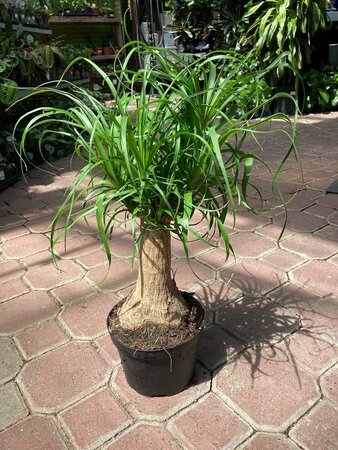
[118,228,188,329]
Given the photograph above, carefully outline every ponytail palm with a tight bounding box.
[17,42,297,330]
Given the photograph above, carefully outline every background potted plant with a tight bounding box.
[16,42,298,397]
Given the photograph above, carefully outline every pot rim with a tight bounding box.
[107,294,205,354]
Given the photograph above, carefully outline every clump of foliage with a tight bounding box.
[241,0,328,82]
[46,0,117,15]
[166,0,246,50]
[16,42,298,329]
[0,26,91,105]
[302,69,338,112]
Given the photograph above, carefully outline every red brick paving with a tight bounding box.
[0,113,338,448]
[216,296,299,346]
[214,347,320,431]
[320,364,338,405]
[0,416,68,450]
[240,432,299,449]
[59,293,119,339]
[290,400,338,450]
[2,233,50,258]
[168,393,252,449]
[105,424,181,449]
[59,388,131,449]
[19,342,110,412]
[14,320,68,359]
[0,291,59,334]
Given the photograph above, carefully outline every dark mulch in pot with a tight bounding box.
[108,293,204,351]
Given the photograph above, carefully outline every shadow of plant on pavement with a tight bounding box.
[195,278,338,389]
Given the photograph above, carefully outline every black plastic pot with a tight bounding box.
[107,297,204,397]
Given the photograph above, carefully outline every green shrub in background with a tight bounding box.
[0,27,91,106]
[167,1,329,86]
[236,0,328,83]
[166,0,246,50]
[302,69,338,112]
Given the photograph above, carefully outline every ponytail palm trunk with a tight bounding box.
[16,42,298,334]
[119,227,187,329]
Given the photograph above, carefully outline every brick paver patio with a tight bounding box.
[1,112,338,449]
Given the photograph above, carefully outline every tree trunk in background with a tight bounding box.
[118,228,188,329]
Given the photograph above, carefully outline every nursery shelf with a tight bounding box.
[91,55,116,61]
[49,16,121,25]
[327,10,338,21]
[0,22,52,34]
[19,78,91,98]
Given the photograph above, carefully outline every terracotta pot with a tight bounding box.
[103,46,114,55]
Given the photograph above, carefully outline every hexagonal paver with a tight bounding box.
[267,283,321,313]
[75,250,108,269]
[255,223,294,242]
[87,260,138,292]
[194,280,241,312]
[239,432,300,450]
[317,193,338,208]
[110,364,210,421]
[198,326,245,371]
[0,260,25,283]
[24,214,62,233]
[2,234,50,258]
[0,225,30,242]
[277,331,338,376]
[286,189,322,211]
[227,232,276,259]
[216,296,300,347]
[328,211,338,227]
[320,364,338,405]
[171,235,211,259]
[0,213,26,230]
[110,233,136,258]
[260,249,305,271]
[315,225,338,242]
[304,203,333,218]
[0,292,59,335]
[59,293,119,339]
[0,382,28,431]
[0,338,22,383]
[228,211,270,232]
[290,401,338,450]
[0,278,29,303]
[0,416,67,450]
[275,211,327,233]
[171,259,215,292]
[14,321,68,360]
[18,342,110,413]
[168,393,252,450]
[54,234,100,259]
[105,424,181,450]
[52,279,98,305]
[214,347,320,431]
[24,260,84,290]
[59,388,131,449]
[291,260,338,300]
[281,233,337,260]
[195,247,236,271]
[94,334,120,368]
[220,260,287,296]
[7,198,46,214]
[21,250,52,269]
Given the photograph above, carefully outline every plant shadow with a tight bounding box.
[191,278,338,390]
